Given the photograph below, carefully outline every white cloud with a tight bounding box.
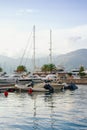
[16,8,39,15]
[66,25,87,51]
[51,25,87,54]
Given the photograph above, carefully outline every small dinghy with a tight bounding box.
[64,82,78,90]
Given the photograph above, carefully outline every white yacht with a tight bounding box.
[0,73,22,86]
[17,74,43,85]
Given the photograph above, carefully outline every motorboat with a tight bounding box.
[17,74,43,85]
[0,73,22,86]
[41,74,58,82]
[61,82,78,91]
[64,82,78,90]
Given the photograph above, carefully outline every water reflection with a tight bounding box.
[27,92,55,130]
[0,85,87,130]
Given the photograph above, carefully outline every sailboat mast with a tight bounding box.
[49,29,52,64]
[33,25,36,72]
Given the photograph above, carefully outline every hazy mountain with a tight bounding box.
[53,49,87,70]
[0,49,87,73]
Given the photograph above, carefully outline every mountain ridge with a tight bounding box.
[0,48,87,73]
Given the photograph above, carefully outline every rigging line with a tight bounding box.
[19,31,33,66]
[23,27,35,66]
[24,41,33,66]
[24,25,36,67]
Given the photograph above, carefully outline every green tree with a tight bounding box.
[0,67,3,72]
[79,66,84,72]
[41,63,56,72]
[41,64,48,72]
[48,64,56,72]
[79,66,86,77]
[68,72,72,77]
[16,65,27,72]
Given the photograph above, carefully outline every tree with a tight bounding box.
[79,66,86,77]
[68,72,72,77]
[41,63,56,73]
[0,67,3,72]
[48,64,56,72]
[79,66,84,72]
[41,64,48,72]
[16,65,27,73]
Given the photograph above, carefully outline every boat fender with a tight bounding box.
[28,88,33,94]
[4,91,8,97]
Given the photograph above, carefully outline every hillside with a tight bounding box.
[0,49,87,73]
[54,49,87,70]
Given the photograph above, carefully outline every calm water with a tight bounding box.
[0,85,87,130]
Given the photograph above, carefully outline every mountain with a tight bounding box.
[53,49,87,70]
[0,49,87,73]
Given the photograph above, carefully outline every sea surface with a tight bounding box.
[0,85,87,130]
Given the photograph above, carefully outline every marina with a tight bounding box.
[0,0,87,130]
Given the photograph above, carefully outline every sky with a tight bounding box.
[0,0,87,58]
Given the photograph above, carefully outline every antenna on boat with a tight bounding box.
[49,29,52,64]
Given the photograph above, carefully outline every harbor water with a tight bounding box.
[0,85,87,130]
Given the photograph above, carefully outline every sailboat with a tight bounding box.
[14,25,45,87]
[14,27,66,92]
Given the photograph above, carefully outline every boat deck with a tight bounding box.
[0,82,64,93]
[15,83,49,92]
[15,82,64,92]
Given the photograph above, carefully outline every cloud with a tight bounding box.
[69,36,82,42]
[16,8,39,15]
[65,25,87,51]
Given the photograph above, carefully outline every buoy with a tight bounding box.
[28,88,33,94]
[4,91,8,97]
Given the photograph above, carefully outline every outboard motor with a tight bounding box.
[44,83,54,93]
[27,80,34,88]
